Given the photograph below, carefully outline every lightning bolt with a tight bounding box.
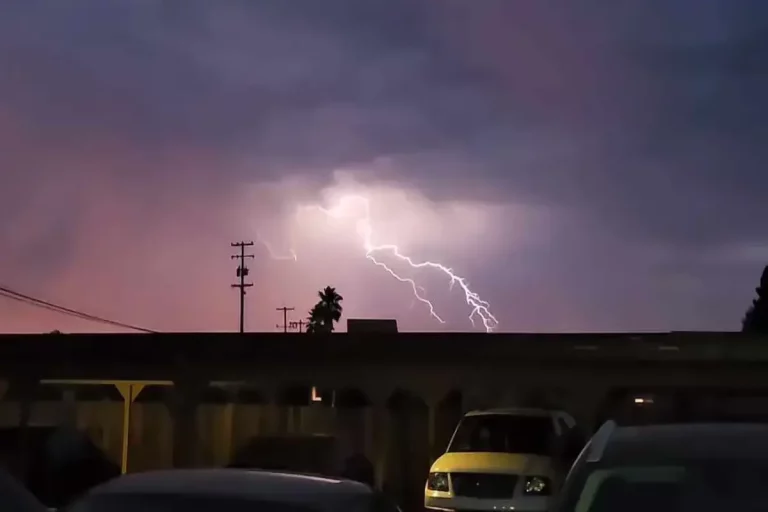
[256,233,297,261]
[265,194,499,332]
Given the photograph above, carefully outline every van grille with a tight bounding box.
[450,473,517,499]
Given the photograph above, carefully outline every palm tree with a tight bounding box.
[306,304,325,334]
[306,286,343,333]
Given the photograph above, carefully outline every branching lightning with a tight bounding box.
[262,194,499,332]
[256,233,297,261]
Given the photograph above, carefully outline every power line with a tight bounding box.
[0,285,156,333]
[231,241,254,333]
[0,289,86,321]
[0,286,155,332]
[276,306,295,333]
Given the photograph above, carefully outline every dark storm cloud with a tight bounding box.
[0,0,504,178]
[1,0,767,332]
[423,0,768,254]
[604,1,768,250]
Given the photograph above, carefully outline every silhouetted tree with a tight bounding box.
[306,286,343,333]
[306,304,325,334]
[742,265,768,334]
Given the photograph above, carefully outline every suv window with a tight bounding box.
[447,414,554,455]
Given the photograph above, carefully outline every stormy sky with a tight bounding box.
[1,0,766,333]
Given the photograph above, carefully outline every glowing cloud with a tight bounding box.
[261,189,500,332]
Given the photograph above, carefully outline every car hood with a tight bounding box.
[429,452,554,475]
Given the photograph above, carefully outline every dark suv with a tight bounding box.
[0,467,46,512]
[552,420,768,512]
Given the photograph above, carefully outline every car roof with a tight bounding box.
[89,469,373,499]
[598,423,768,462]
[465,407,562,418]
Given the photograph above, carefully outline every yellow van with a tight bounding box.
[425,408,583,512]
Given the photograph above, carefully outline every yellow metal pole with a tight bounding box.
[120,385,133,474]
[114,383,146,474]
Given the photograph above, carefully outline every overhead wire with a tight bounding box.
[0,285,156,333]
[0,286,156,333]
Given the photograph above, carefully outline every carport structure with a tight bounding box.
[1,330,768,508]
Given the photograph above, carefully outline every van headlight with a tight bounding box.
[524,476,551,495]
[426,472,450,492]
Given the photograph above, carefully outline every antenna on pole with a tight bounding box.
[276,306,295,333]
[289,319,306,333]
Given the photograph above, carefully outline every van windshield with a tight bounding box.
[447,414,555,455]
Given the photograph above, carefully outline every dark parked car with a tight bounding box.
[63,468,400,512]
[553,420,768,511]
[0,466,47,512]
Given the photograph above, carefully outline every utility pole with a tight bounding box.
[276,306,295,333]
[231,241,254,333]
[289,319,306,333]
